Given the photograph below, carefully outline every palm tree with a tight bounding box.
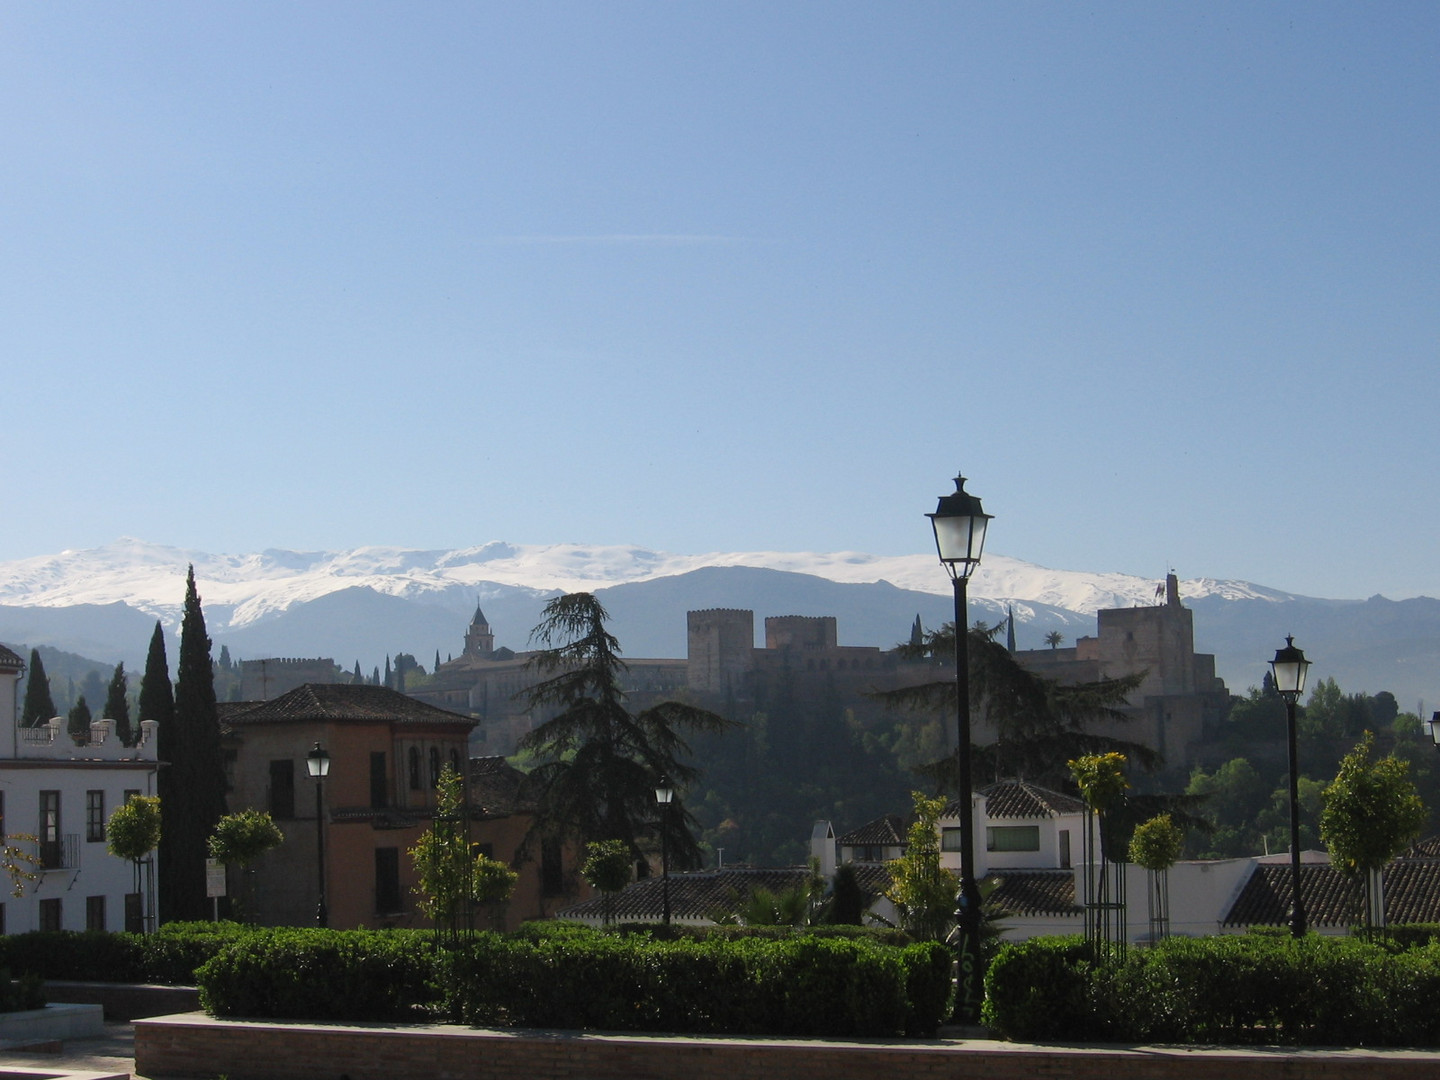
[519,593,732,871]
[1044,631,1064,650]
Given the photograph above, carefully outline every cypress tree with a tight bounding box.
[352,661,363,684]
[158,566,228,923]
[68,695,92,739]
[21,649,57,727]
[138,621,175,738]
[104,662,132,745]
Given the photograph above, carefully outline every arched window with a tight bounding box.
[408,747,421,791]
[429,747,441,787]
[449,748,461,775]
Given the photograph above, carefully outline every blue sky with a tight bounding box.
[2,3,1436,601]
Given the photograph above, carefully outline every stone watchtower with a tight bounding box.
[464,603,496,660]
[687,609,755,695]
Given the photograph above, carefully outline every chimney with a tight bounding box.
[810,821,837,878]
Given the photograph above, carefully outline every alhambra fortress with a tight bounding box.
[242,574,1229,771]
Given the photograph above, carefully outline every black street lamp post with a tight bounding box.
[928,471,992,1025]
[1270,637,1311,938]
[306,742,331,928]
[655,775,674,925]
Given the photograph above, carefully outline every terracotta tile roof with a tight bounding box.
[221,683,475,730]
[976,780,1086,819]
[558,864,896,923]
[467,755,534,815]
[987,870,1080,917]
[1222,859,1440,928]
[1371,859,1440,924]
[1224,864,1358,928]
[0,645,24,672]
[837,813,907,847]
[1403,834,1440,859]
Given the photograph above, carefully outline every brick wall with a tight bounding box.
[135,1014,1440,1080]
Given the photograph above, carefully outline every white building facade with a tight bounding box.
[0,646,160,934]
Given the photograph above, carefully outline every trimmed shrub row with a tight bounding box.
[984,933,1440,1047]
[196,929,437,1022]
[0,921,251,985]
[444,929,953,1037]
[0,921,949,1037]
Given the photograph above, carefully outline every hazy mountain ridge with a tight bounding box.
[0,539,1434,711]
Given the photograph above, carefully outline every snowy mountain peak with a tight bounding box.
[0,538,1290,632]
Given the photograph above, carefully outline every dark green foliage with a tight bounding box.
[517,920,913,946]
[159,568,228,923]
[520,593,731,870]
[878,622,1156,794]
[0,921,946,1037]
[1378,923,1440,949]
[196,929,437,1021]
[896,939,954,1036]
[137,621,175,735]
[104,662,132,746]
[442,927,949,1037]
[823,863,868,925]
[0,923,250,985]
[67,694,91,738]
[981,936,1096,1041]
[984,934,1440,1046]
[20,649,56,727]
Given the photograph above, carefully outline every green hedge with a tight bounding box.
[443,928,952,1037]
[196,929,437,1021]
[984,934,1440,1046]
[0,922,251,985]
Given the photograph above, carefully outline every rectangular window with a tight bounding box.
[370,752,388,810]
[39,897,61,932]
[375,847,401,913]
[87,791,105,842]
[941,827,964,852]
[1059,829,1072,869]
[39,791,61,868]
[124,893,144,934]
[39,791,60,843]
[86,895,106,932]
[541,838,564,897]
[986,825,1041,853]
[269,760,295,819]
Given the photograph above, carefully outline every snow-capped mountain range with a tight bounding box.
[0,538,1289,630]
[0,539,1435,710]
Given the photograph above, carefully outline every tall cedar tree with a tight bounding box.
[137,621,175,741]
[877,622,1157,792]
[519,593,732,871]
[157,567,228,922]
[104,662,133,746]
[20,649,56,727]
